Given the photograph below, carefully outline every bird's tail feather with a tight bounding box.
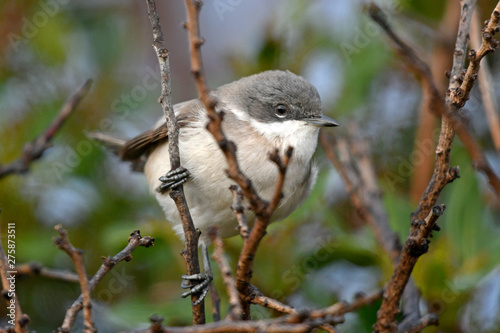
[88,132,126,154]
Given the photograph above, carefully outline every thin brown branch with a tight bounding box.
[235,150,293,318]
[230,185,249,239]
[14,263,79,283]
[59,230,154,333]
[267,147,294,214]
[320,132,401,262]
[320,131,423,325]
[370,1,500,331]
[0,79,92,179]
[182,0,268,215]
[144,0,204,323]
[182,0,293,320]
[410,0,459,202]
[0,218,29,333]
[305,289,383,320]
[119,290,381,333]
[369,3,500,196]
[449,3,500,108]
[249,289,296,315]
[209,282,221,322]
[471,10,500,156]
[246,285,337,333]
[54,225,96,333]
[126,322,322,333]
[208,228,242,321]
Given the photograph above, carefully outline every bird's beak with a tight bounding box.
[303,114,339,127]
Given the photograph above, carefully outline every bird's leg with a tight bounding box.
[181,241,213,306]
[157,167,190,193]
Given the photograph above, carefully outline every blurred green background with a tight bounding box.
[1,0,500,332]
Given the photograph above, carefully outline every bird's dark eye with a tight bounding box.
[275,104,288,118]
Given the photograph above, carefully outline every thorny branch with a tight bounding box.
[183,0,294,319]
[0,79,92,180]
[371,1,500,331]
[145,0,204,323]
[54,225,96,333]
[58,230,154,333]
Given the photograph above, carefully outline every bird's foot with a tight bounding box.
[181,271,213,305]
[157,167,190,193]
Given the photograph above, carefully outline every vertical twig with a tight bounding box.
[320,131,432,330]
[182,0,295,319]
[371,1,500,331]
[229,186,250,239]
[53,225,96,333]
[144,0,205,323]
[369,2,500,196]
[58,230,154,332]
[209,228,242,321]
[471,9,500,156]
[410,1,460,202]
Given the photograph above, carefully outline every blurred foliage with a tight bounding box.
[1,1,500,332]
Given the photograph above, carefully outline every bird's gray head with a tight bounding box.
[215,70,338,129]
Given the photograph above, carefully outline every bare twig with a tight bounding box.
[372,2,500,196]
[235,148,293,318]
[370,1,500,331]
[249,288,295,315]
[54,225,96,333]
[410,0,459,202]
[471,10,500,156]
[246,285,337,333]
[209,282,221,322]
[449,2,500,108]
[144,0,204,323]
[305,289,383,320]
[14,263,79,283]
[208,228,242,321]
[321,131,427,330]
[369,3,500,196]
[119,290,381,333]
[320,132,401,261]
[230,185,249,239]
[0,79,92,179]
[182,0,295,319]
[182,0,268,215]
[58,230,154,332]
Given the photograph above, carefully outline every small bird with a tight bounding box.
[93,70,337,302]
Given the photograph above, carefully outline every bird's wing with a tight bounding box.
[120,123,168,161]
[120,99,203,161]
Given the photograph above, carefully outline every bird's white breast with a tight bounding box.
[144,109,319,241]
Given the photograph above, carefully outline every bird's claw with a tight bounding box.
[180,272,213,305]
[157,167,190,193]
